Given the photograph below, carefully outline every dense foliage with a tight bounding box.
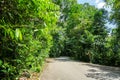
[0,0,120,79]
[0,0,60,79]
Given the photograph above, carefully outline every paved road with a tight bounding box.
[40,57,120,80]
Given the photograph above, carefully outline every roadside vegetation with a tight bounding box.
[0,0,120,80]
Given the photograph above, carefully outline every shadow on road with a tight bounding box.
[83,63,120,80]
[46,57,72,63]
[54,57,71,62]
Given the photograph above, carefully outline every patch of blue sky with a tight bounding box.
[77,0,95,6]
[78,0,106,9]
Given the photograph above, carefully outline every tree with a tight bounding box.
[90,9,109,64]
[107,0,120,65]
[65,3,98,61]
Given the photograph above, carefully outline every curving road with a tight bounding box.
[40,57,120,80]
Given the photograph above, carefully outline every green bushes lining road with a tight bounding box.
[0,0,60,79]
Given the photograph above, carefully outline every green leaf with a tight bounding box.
[15,28,22,41]
[19,31,23,41]
[9,30,14,39]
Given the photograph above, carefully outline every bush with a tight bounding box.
[0,0,60,79]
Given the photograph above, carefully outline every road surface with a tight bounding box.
[40,57,120,80]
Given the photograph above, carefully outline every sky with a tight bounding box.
[77,0,116,29]
[77,0,106,9]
